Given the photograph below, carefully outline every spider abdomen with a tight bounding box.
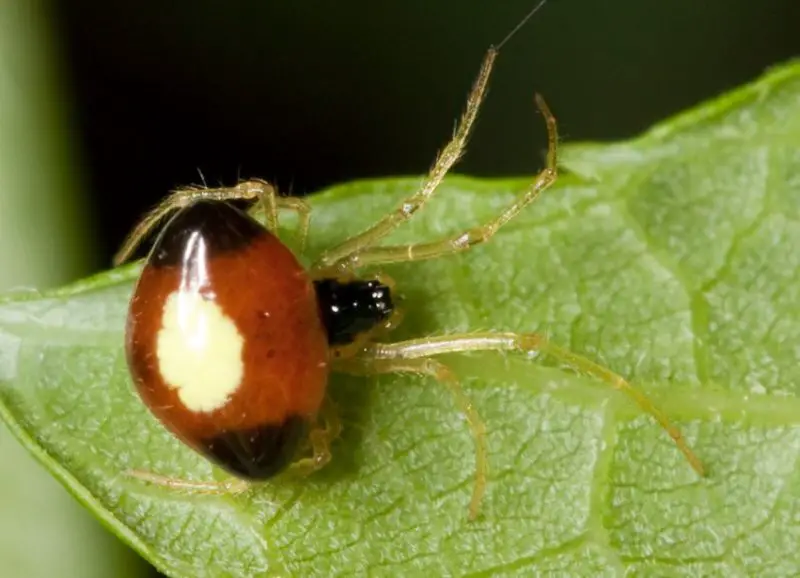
[125,201,329,479]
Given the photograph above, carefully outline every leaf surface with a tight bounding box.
[2,61,800,577]
[0,2,142,576]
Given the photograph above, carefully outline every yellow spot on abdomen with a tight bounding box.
[157,291,244,413]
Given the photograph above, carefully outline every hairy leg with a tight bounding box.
[363,332,705,476]
[312,48,499,274]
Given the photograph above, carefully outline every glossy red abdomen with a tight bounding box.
[125,201,329,479]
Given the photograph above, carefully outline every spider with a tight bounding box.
[116,3,704,521]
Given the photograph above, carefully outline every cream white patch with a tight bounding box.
[157,290,244,412]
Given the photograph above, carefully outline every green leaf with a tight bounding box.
[0,3,142,577]
[2,59,800,577]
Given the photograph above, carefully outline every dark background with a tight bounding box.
[51,0,799,274]
[47,1,798,575]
